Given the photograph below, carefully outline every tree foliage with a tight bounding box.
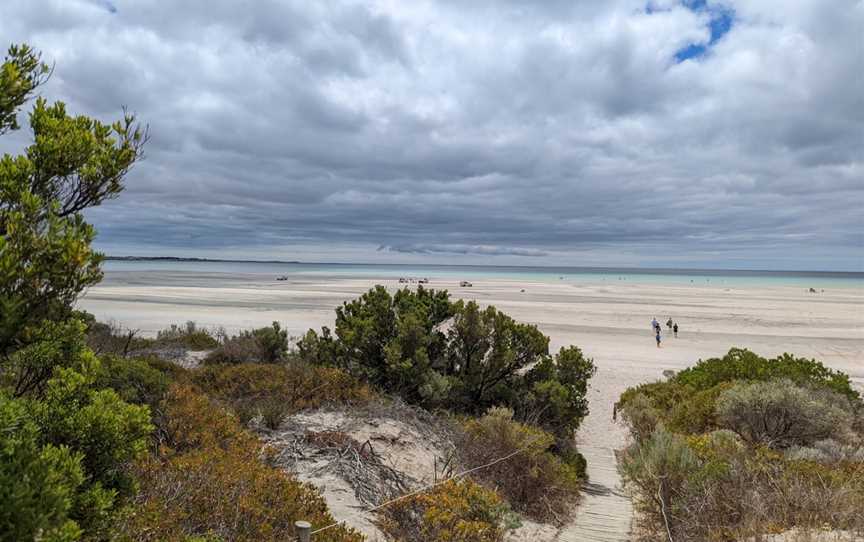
[299,286,595,439]
[0,44,145,357]
[0,43,153,541]
[0,393,84,542]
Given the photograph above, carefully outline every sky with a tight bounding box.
[1,0,862,271]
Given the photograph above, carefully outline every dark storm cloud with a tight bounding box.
[1,0,861,269]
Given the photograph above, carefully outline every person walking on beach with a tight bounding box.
[656,329,662,347]
[666,318,673,330]
[652,317,659,333]
[673,322,678,337]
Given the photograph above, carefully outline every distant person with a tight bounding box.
[651,317,659,332]
[666,318,673,330]
[656,329,662,347]
[673,322,678,337]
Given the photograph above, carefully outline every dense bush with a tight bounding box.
[0,393,84,542]
[116,384,362,542]
[674,348,860,404]
[457,407,583,523]
[191,362,374,426]
[299,286,595,439]
[93,355,170,408]
[621,427,702,538]
[30,361,153,533]
[0,351,153,539]
[618,353,864,540]
[379,479,507,542]
[154,321,219,350]
[618,348,861,438]
[716,379,854,448]
[204,322,289,364]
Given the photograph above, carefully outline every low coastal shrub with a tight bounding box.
[299,286,595,441]
[191,362,374,426]
[204,322,288,364]
[80,313,219,357]
[93,355,171,408]
[618,348,861,438]
[116,384,362,542]
[154,321,219,351]
[0,337,153,539]
[379,479,507,542]
[0,393,85,542]
[716,379,854,448]
[673,348,860,404]
[618,353,864,540]
[457,407,583,524]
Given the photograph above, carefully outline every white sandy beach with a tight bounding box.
[80,271,864,539]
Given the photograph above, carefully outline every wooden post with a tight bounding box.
[295,520,311,542]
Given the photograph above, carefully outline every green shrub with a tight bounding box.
[618,354,864,539]
[30,361,153,533]
[2,319,91,397]
[93,355,170,408]
[299,286,594,437]
[191,362,374,425]
[155,321,219,351]
[517,345,596,443]
[620,427,702,538]
[619,393,661,442]
[457,408,582,523]
[204,322,288,364]
[618,349,861,440]
[116,384,362,542]
[716,379,854,448]
[675,348,860,404]
[0,393,85,542]
[379,479,506,542]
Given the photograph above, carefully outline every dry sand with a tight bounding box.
[80,272,864,540]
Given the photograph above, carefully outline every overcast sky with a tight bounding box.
[2,0,862,270]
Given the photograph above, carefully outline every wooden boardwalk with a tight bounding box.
[556,444,633,542]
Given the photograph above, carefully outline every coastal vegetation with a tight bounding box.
[298,285,596,446]
[617,349,864,540]
[0,43,358,541]
[0,42,593,541]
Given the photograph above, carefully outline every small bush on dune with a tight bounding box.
[117,384,361,542]
[154,321,219,351]
[379,479,507,542]
[716,379,854,449]
[204,322,288,364]
[457,407,582,524]
[191,363,374,427]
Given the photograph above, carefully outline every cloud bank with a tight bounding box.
[1,0,861,269]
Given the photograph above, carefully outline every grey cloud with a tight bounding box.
[379,244,549,257]
[0,0,861,270]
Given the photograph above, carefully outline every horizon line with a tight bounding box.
[104,255,864,276]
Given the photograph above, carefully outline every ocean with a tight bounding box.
[103,260,864,289]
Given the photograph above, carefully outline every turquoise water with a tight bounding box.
[103,260,864,289]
